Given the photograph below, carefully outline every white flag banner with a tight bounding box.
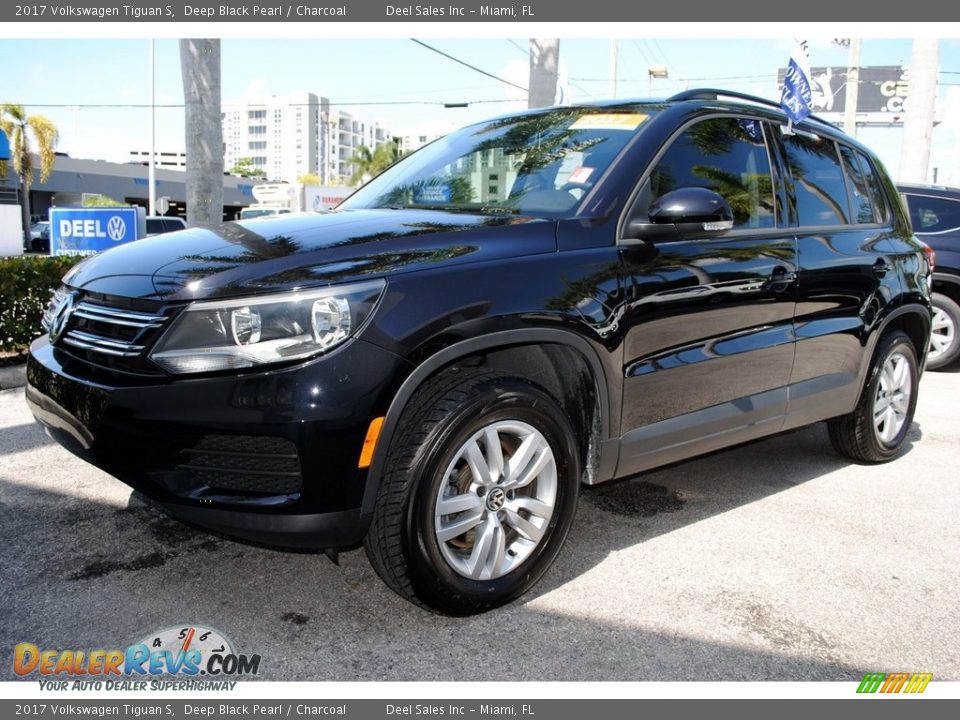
[781,39,814,125]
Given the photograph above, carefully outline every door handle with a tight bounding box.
[768,266,797,287]
[873,258,892,277]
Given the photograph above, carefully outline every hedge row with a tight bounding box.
[0,255,86,355]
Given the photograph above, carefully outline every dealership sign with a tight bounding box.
[776,65,911,120]
[49,207,141,256]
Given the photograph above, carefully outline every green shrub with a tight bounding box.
[0,255,86,354]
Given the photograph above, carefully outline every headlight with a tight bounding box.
[149,280,385,374]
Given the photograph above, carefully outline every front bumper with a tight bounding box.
[25,336,407,549]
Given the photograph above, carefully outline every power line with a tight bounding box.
[410,38,528,92]
[631,40,653,67]
[650,40,671,67]
[571,73,771,82]
[19,99,524,110]
[506,39,528,57]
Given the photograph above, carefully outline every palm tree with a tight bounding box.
[349,141,402,186]
[0,104,59,247]
[179,39,223,225]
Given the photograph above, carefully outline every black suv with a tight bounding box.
[26,90,932,615]
[898,184,960,369]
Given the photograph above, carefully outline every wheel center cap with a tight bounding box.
[486,487,506,512]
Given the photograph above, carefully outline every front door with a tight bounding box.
[617,116,797,477]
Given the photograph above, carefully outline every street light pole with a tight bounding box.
[608,40,618,99]
[844,38,861,138]
[648,65,669,96]
[148,38,157,216]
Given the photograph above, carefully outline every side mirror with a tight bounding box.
[624,187,734,243]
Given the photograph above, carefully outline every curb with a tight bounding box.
[0,363,27,391]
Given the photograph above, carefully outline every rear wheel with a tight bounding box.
[927,292,960,370]
[364,369,580,615]
[828,330,918,463]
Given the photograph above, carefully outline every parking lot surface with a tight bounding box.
[1,369,958,681]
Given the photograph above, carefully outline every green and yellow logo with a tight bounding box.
[857,672,932,694]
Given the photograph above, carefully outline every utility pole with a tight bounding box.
[148,38,156,216]
[528,39,559,109]
[608,40,618,99]
[899,39,939,184]
[179,39,223,225]
[844,38,861,138]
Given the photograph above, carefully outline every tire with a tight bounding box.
[926,292,960,370]
[828,330,919,463]
[364,368,580,615]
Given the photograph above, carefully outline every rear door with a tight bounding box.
[777,133,901,429]
[617,115,798,476]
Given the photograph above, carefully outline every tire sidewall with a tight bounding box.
[927,292,960,370]
[402,378,579,614]
[862,333,919,459]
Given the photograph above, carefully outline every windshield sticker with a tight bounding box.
[413,183,452,204]
[570,113,648,131]
[568,166,595,184]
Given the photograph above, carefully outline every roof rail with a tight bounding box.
[667,88,835,127]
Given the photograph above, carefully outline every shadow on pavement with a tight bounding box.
[2,418,918,682]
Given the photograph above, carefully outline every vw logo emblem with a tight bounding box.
[48,291,78,344]
[485,487,507,512]
[106,215,127,242]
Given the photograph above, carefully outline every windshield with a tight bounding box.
[339,107,652,218]
[240,208,281,220]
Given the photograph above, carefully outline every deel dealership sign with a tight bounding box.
[49,207,141,256]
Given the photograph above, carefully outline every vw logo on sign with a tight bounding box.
[106,215,127,242]
[48,291,78,344]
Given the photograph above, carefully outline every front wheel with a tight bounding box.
[364,369,580,615]
[828,330,919,463]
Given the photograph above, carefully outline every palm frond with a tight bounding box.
[28,114,59,182]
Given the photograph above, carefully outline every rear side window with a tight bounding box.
[905,194,960,234]
[782,134,851,226]
[856,151,890,224]
[647,117,776,229]
[838,145,877,224]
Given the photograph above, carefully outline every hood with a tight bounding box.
[64,209,557,301]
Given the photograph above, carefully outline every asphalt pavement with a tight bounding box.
[1,366,958,682]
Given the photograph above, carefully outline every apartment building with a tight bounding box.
[222,92,323,183]
[321,109,392,184]
[222,93,394,185]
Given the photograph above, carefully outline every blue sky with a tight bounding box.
[2,37,959,184]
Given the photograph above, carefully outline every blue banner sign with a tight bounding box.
[49,207,140,256]
[780,39,813,125]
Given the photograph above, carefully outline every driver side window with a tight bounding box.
[645,117,777,229]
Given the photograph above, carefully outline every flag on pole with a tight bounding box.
[780,39,814,125]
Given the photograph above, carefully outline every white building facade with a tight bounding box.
[320,109,393,185]
[222,92,323,183]
[222,93,395,185]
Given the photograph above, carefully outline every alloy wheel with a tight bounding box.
[433,420,557,581]
[873,351,913,445]
[928,305,956,363]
